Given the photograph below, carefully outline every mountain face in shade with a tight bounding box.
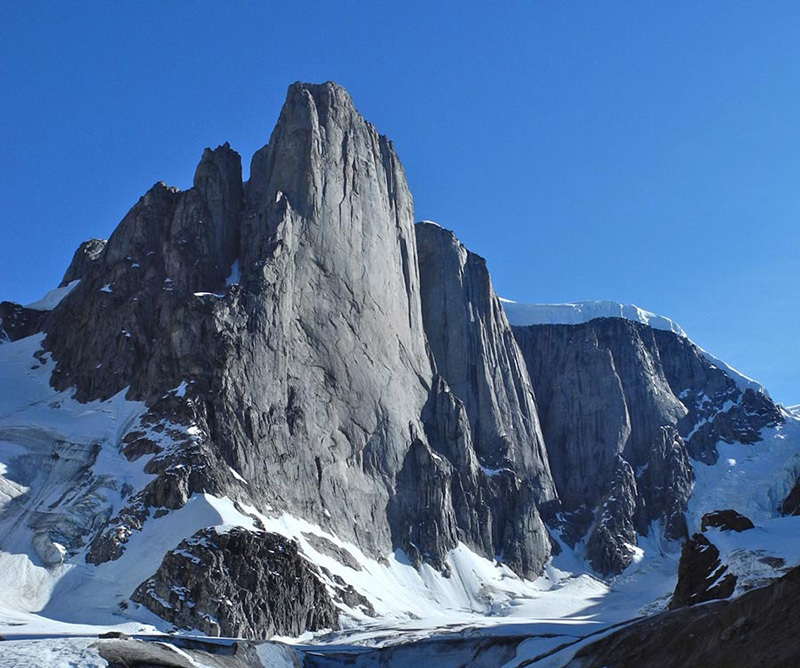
[512,318,782,574]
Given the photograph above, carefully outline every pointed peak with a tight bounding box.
[278,81,362,132]
[194,142,242,189]
[286,80,354,107]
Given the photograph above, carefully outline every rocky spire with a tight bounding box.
[35,84,558,620]
[415,221,556,505]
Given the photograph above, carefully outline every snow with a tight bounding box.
[499,298,687,336]
[687,417,800,528]
[694,348,767,397]
[0,326,797,664]
[0,638,109,667]
[254,643,302,667]
[24,280,80,311]
[707,515,800,594]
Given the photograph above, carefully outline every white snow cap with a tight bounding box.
[499,299,687,336]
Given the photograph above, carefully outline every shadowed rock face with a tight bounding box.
[132,528,338,638]
[412,222,557,572]
[44,143,245,402]
[780,475,800,515]
[415,223,555,502]
[512,317,780,574]
[0,302,47,341]
[669,532,737,609]
[573,568,800,668]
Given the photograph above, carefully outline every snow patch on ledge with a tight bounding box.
[25,280,81,311]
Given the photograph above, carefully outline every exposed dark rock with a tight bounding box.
[60,238,107,287]
[669,533,736,609]
[701,509,755,533]
[132,527,338,638]
[44,142,245,403]
[0,301,47,341]
[302,533,363,571]
[636,425,693,541]
[586,459,639,576]
[572,565,800,668]
[317,566,375,616]
[780,475,800,515]
[94,636,269,668]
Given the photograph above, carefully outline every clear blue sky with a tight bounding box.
[2,2,799,403]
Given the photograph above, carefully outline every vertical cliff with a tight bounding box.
[19,84,559,627]
[513,318,781,574]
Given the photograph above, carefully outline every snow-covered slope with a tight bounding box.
[0,331,662,646]
[24,280,81,311]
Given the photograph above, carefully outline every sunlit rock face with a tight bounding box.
[20,83,560,632]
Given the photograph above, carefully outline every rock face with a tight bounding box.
[780,476,800,516]
[669,533,737,609]
[59,238,107,287]
[411,221,557,573]
[0,302,46,342]
[701,509,755,533]
[573,565,800,668]
[415,222,554,497]
[512,317,780,574]
[24,81,558,640]
[132,528,337,638]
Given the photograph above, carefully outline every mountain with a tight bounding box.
[1,81,799,666]
[511,316,781,574]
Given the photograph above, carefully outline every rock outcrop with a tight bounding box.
[59,238,107,287]
[669,532,737,609]
[132,528,338,638]
[415,222,554,500]
[0,301,47,342]
[780,475,800,516]
[701,509,755,533]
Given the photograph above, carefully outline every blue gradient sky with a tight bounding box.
[2,3,799,403]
